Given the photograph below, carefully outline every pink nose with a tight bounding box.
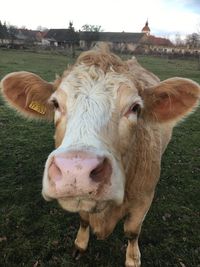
[48,151,112,197]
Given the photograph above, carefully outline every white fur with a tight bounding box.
[43,64,141,207]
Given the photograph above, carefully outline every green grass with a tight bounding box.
[137,55,200,83]
[0,49,200,267]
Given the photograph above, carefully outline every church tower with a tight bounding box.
[142,20,150,36]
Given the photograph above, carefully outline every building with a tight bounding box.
[44,29,79,47]
[79,31,147,52]
[139,21,174,54]
[2,21,189,55]
[142,20,151,36]
[79,21,174,53]
[0,28,44,48]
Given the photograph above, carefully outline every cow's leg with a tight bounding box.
[124,194,154,267]
[73,211,90,259]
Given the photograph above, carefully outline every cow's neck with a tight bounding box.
[123,120,162,200]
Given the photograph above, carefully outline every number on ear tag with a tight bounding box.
[29,101,46,115]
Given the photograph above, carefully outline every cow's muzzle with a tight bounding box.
[44,150,112,200]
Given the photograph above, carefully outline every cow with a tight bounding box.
[1,46,200,267]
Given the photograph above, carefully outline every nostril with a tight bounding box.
[90,161,105,182]
[49,161,62,182]
[89,158,112,183]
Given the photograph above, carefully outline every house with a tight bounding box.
[143,35,174,54]
[44,29,79,47]
[15,29,43,45]
[37,21,174,54]
[1,21,178,54]
[1,28,44,48]
[79,21,174,53]
[79,31,147,52]
[138,21,174,54]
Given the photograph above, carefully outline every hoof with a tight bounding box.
[72,246,85,260]
[125,261,141,267]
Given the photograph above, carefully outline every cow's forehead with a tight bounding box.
[58,64,138,98]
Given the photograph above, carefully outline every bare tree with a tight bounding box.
[186,33,200,49]
[7,25,18,46]
[81,24,103,32]
[0,21,7,44]
[81,24,103,49]
[175,33,184,47]
[67,21,79,58]
[197,22,200,35]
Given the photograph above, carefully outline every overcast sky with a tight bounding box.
[1,0,200,39]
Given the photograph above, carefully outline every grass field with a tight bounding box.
[0,49,199,267]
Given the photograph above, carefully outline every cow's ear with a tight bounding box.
[1,71,55,120]
[142,78,200,123]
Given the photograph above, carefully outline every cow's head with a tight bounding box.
[1,48,200,213]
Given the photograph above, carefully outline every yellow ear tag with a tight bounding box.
[29,101,46,115]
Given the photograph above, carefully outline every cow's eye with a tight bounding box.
[51,99,59,109]
[130,103,141,116]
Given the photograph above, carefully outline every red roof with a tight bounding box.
[147,35,173,46]
[142,21,150,32]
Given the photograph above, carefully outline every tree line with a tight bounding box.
[175,32,200,49]
[0,21,19,43]
[0,21,9,40]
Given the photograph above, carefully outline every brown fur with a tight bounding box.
[77,49,129,73]
[1,71,55,120]
[1,47,200,267]
[142,77,200,123]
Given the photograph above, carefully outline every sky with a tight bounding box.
[1,0,200,40]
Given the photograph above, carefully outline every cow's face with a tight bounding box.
[1,49,200,213]
[42,64,143,212]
